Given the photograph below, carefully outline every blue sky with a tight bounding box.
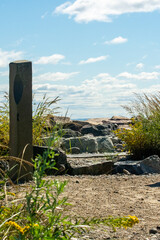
[1,0,160,119]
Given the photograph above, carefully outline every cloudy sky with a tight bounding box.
[0,0,160,119]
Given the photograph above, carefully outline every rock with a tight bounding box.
[33,145,69,175]
[67,147,81,154]
[61,135,115,154]
[111,116,130,120]
[114,155,160,175]
[62,129,82,138]
[97,136,115,153]
[45,115,71,129]
[149,229,158,234]
[80,124,101,136]
[80,124,116,136]
[63,122,83,132]
[123,169,131,175]
[69,161,113,175]
[113,160,143,175]
[96,124,113,135]
[61,136,98,153]
[86,116,131,129]
[140,155,160,174]
[72,120,89,127]
[111,136,123,144]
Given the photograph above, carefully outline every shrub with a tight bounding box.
[114,92,160,159]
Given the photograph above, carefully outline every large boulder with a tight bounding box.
[61,136,115,154]
[61,136,98,153]
[69,161,113,175]
[80,124,111,136]
[113,155,160,174]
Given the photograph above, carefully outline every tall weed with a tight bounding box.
[0,93,61,151]
[115,92,160,159]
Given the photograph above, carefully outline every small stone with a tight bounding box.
[149,228,158,234]
[123,169,131,175]
[157,226,160,231]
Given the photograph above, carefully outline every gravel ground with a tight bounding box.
[52,174,160,240]
[11,173,160,240]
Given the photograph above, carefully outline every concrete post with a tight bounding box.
[9,60,33,181]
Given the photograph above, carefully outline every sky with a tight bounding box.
[0,0,160,119]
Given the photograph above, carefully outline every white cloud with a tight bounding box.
[105,36,128,45]
[136,63,144,70]
[0,49,23,68]
[118,71,160,80]
[34,54,65,65]
[34,71,79,82]
[155,65,160,69]
[54,0,160,23]
[79,55,108,64]
[32,69,160,119]
[33,71,138,118]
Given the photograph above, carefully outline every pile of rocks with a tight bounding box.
[58,116,131,154]
[34,116,160,176]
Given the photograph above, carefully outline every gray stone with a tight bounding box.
[113,160,143,175]
[69,161,113,175]
[149,229,158,234]
[113,155,160,174]
[63,122,82,132]
[61,136,98,153]
[97,136,115,153]
[140,155,160,174]
[67,147,81,154]
[111,136,123,144]
[80,124,101,136]
[62,129,82,138]
[9,60,33,181]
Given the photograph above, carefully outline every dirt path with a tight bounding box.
[52,174,160,240]
[13,173,160,239]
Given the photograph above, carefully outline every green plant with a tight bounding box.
[114,92,160,159]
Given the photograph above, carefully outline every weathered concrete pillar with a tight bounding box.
[9,60,33,181]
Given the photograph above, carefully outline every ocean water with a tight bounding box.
[71,118,89,121]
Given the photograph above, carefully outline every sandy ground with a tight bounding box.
[53,174,160,240]
[12,173,160,240]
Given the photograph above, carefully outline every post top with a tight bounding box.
[10,60,31,64]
